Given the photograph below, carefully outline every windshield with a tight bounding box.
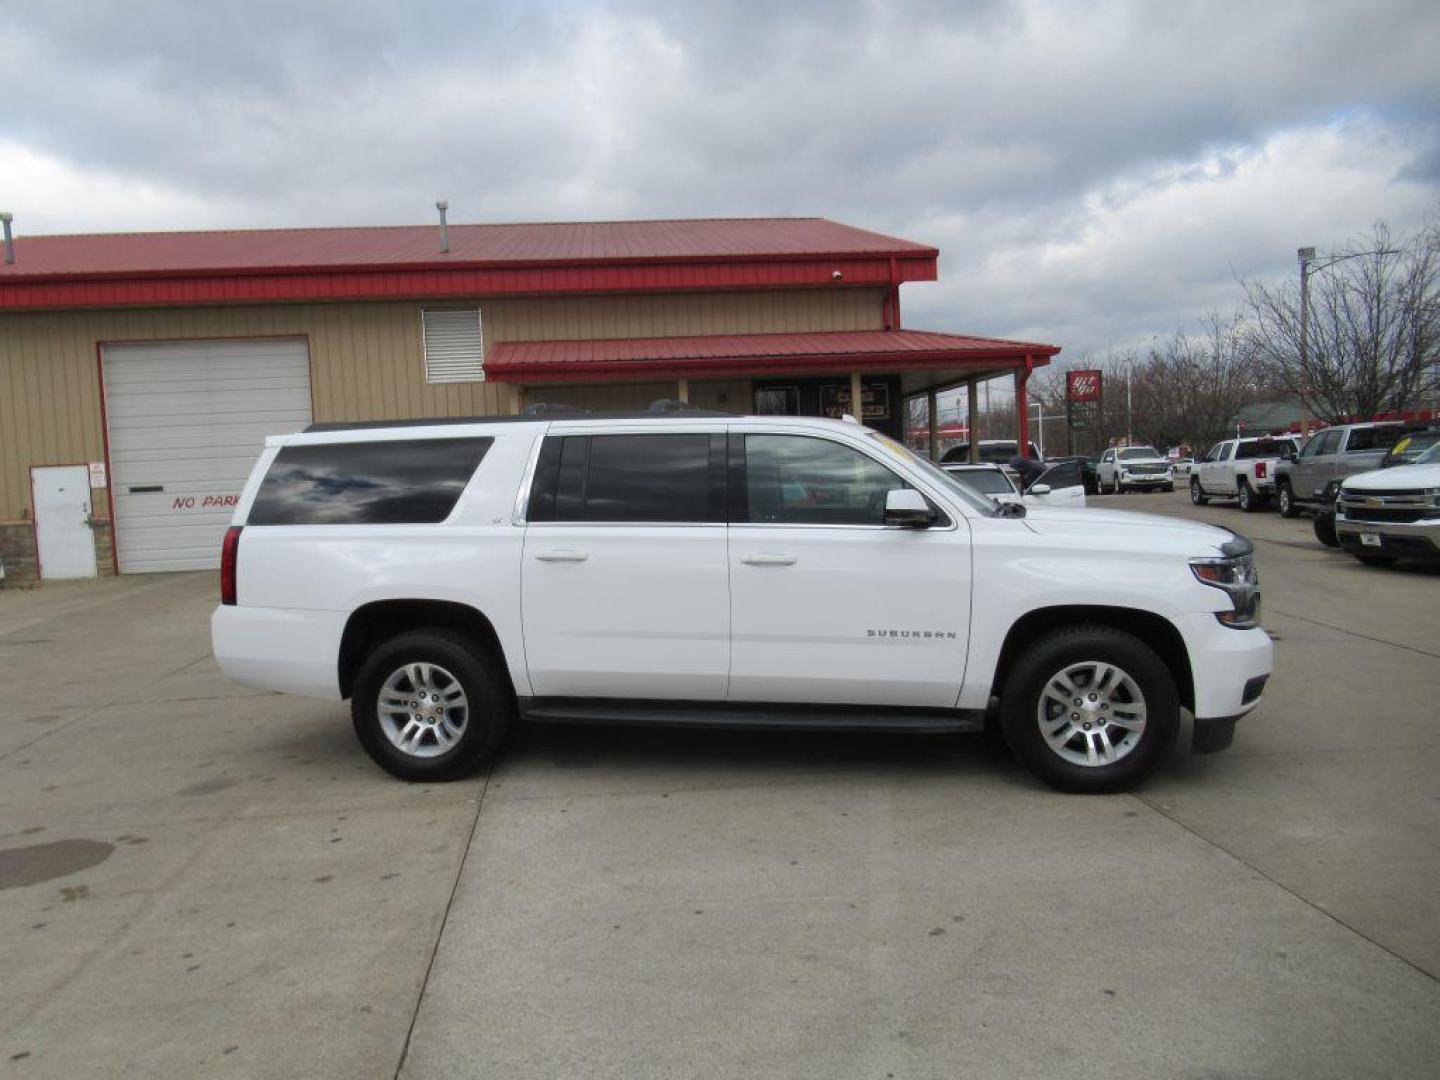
[946,468,1015,496]
[868,433,997,516]
[1386,431,1440,465]
[1119,447,1160,460]
[1415,440,1440,465]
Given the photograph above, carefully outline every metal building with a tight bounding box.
[0,217,1058,584]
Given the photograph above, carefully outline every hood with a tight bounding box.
[1342,462,1440,492]
[1116,456,1170,466]
[1019,504,1237,554]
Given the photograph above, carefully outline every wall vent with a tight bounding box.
[422,309,484,383]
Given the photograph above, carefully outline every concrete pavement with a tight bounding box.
[2,493,1438,1078]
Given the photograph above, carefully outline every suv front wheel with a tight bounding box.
[1276,480,1298,518]
[352,629,513,781]
[1000,626,1180,793]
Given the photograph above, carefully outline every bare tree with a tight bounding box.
[1132,312,1263,453]
[1241,221,1440,422]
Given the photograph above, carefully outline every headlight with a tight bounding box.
[1191,555,1261,629]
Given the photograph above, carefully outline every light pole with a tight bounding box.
[1297,244,1399,426]
[1027,400,1060,458]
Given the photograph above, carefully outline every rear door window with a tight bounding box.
[248,437,492,525]
[528,433,725,523]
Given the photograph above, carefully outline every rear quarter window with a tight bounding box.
[247,437,493,525]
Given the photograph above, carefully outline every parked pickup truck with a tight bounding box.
[211,410,1272,794]
[1273,421,1404,544]
[1335,438,1440,567]
[1191,435,1302,512]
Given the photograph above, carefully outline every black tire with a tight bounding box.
[1000,625,1180,794]
[1277,480,1298,518]
[1313,513,1339,548]
[1356,554,1397,568]
[351,629,513,781]
[1237,479,1257,512]
[1190,478,1208,505]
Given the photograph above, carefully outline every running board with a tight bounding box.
[517,697,986,734]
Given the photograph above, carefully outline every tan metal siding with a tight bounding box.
[0,287,884,521]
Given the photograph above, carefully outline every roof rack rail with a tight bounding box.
[520,402,589,417]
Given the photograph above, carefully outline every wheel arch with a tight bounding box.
[339,599,510,700]
[990,605,1194,713]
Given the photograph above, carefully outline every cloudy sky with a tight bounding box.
[4,0,1438,359]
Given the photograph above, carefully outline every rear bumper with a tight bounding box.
[1335,517,1440,559]
[211,605,346,699]
[1175,613,1273,722]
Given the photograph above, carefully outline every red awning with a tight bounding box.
[486,329,1059,383]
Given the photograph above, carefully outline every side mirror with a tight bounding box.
[1028,483,1052,496]
[883,488,936,528]
[1285,450,1299,463]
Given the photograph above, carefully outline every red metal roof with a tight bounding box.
[0,217,933,279]
[0,217,939,311]
[487,329,1059,383]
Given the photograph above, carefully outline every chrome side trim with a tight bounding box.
[511,431,547,526]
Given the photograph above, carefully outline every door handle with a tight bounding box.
[534,549,589,562]
[739,552,797,566]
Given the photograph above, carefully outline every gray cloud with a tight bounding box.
[3,0,1438,357]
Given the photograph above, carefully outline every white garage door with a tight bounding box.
[102,338,312,573]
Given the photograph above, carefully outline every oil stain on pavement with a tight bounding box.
[0,839,114,891]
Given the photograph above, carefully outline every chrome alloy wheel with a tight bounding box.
[1036,660,1147,767]
[377,662,469,759]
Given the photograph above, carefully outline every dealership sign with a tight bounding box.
[1067,369,1103,403]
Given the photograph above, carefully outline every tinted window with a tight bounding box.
[1346,426,1402,453]
[248,437,492,525]
[1119,447,1159,460]
[1311,431,1342,456]
[531,433,722,523]
[946,469,1014,495]
[745,435,905,525]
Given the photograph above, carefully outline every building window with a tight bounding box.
[421,309,485,383]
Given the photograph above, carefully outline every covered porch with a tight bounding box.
[486,328,1059,460]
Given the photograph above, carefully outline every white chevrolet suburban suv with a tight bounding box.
[211,411,1272,794]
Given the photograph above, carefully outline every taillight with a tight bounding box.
[1255,462,1267,479]
[220,526,242,606]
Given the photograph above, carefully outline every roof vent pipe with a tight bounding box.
[1,212,13,265]
[436,200,449,254]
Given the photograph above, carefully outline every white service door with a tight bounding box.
[102,339,312,573]
[728,433,970,708]
[32,466,98,580]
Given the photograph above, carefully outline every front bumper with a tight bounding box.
[1174,613,1273,722]
[1335,516,1440,560]
[1120,472,1173,486]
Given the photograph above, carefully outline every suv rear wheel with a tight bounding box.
[1000,625,1180,793]
[1190,477,1208,505]
[1237,478,1257,512]
[352,629,512,781]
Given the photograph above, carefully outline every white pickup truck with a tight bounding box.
[211,411,1272,794]
[1191,435,1302,512]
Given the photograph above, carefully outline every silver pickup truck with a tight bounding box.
[1273,421,1404,545]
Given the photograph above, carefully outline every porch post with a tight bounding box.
[926,387,939,460]
[677,378,690,404]
[1015,359,1032,456]
[967,378,980,462]
[850,371,863,422]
